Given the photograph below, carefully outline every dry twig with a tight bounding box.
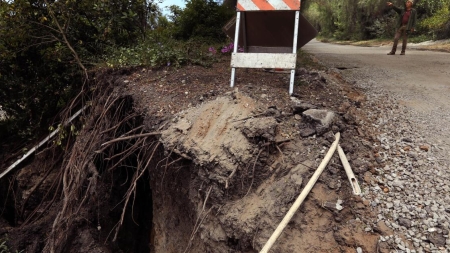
[101,132,161,147]
[245,149,263,196]
[183,186,213,253]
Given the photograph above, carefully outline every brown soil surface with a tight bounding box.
[1,53,391,252]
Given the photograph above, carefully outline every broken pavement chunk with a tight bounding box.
[302,109,335,127]
[322,199,344,211]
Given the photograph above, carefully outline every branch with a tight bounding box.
[101,132,162,147]
[43,0,89,81]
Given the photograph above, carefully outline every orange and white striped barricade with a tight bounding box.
[230,0,302,94]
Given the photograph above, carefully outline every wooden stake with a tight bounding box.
[260,132,340,253]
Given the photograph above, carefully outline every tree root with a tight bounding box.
[184,186,213,253]
[112,142,160,242]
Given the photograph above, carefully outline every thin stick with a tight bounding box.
[44,0,88,80]
[112,142,160,242]
[101,132,161,146]
[275,145,286,165]
[0,106,87,179]
[202,186,213,211]
[184,186,213,253]
[163,157,183,168]
[259,132,340,253]
[246,149,263,196]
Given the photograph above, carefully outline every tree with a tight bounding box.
[0,0,159,139]
[169,0,234,41]
[302,0,450,40]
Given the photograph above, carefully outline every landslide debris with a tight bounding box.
[1,56,388,252]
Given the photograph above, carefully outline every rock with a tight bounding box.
[323,131,336,143]
[292,102,318,114]
[339,102,351,112]
[374,221,393,235]
[398,218,412,228]
[343,111,356,123]
[402,137,413,143]
[290,173,303,185]
[352,158,369,174]
[242,117,278,141]
[383,187,390,193]
[428,232,446,247]
[302,109,335,127]
[375,157,384,164]
[408,152,418,159]
[327,179,341,190]
[363,171,373,184]
[377,241,391,253]
[299,128,316,137]
[419,145,430,152]
[323,200,344,211]
[340,141,355,154]
[315,125,330,136]
[356,247,363,253]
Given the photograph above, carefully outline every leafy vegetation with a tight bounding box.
[3,0,448,142]
[302,0,450,41]
[0,236,21,253]
[420,5,450,39]
[0,0,233,140]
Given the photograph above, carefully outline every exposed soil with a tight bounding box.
[1,53,391,252]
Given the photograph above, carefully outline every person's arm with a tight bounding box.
[392,5,401,14]
[387,2,402,14]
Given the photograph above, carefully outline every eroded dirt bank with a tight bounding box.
[1,55,392,252]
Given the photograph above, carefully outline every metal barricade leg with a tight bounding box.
[289,11,300,95]
[230,12,241,88]
[289,69,296,95]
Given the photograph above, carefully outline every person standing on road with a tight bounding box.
[386,0,417,55]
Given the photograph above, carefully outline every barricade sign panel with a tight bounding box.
[226,0,317,94]
[237,0,300,11]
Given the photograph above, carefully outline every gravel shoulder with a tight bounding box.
[304,39,450,252]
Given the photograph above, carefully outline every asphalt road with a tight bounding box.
[303,39,450,159]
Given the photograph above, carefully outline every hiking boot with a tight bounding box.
[400,51,405,55]
[387,51,395,55]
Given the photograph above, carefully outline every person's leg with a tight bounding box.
[401,26,408,55]
[388,27,402,55]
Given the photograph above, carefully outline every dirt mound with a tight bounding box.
[1,55,389,252]
[152,90,382,252]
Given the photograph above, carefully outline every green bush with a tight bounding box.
[365,15,397,39]
[169,0,234,42]
[408,34,433,43]
[0,0,157,139]
[420,6,450,39]
[104,33,222,68]
[0,236,21,253]
[303,0,450,41]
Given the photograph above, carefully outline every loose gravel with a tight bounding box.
[339,66,450,253]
